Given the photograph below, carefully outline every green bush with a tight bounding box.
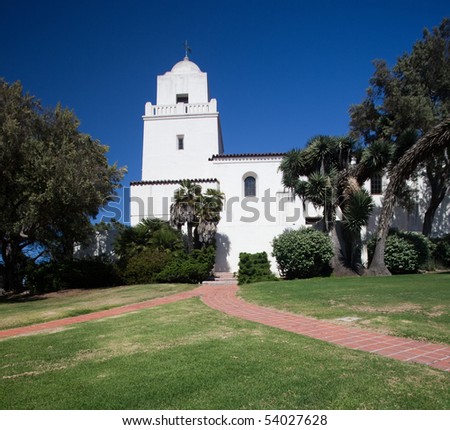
[237,252,277,285]
[272,228,333,279]
[26,258,122,294]
[433,234,450,268]
[368,229,434,273]
[393,230,433,269]
[122,249,172,285]
[155,246,215,284]
[383,235,419,274]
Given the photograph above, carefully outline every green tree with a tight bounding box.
[350,18,450,236]
[196,188,225,246]
[170,180,202,252]
[0,80,125,292]
[367,118,450,275]
[279,135,383,274]
[170,181,224,251]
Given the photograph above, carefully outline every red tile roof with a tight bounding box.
[209,152,286,161]
[130,178,219,186]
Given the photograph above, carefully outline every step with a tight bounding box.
[214,272,236,279]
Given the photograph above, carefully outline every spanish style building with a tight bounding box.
[130,56,450,272]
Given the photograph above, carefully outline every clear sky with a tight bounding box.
[1,0,448,221]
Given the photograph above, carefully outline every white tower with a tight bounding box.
[141,56,223,181]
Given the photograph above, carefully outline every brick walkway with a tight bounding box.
[0,287,203,339]
[200,283,450,372]
[1,282,449,372]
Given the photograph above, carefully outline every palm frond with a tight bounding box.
[342,189,375,234]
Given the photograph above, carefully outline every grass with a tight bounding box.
[0,298,449,410]
[239,273,450,344]
[0,283,196,331]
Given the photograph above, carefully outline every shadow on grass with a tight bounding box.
[0,294,48,304]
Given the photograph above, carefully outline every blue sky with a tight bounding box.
[1,0,448,222]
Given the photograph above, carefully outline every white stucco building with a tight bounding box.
[130,56,449,273]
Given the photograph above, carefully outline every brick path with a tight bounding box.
[1,282,449,372]
[200,283,450,372]
[0,287,203,339]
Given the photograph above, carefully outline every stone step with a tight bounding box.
[203,272,237,285]
[214,272,236,279]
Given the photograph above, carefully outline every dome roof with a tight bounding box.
[171,57,201,73]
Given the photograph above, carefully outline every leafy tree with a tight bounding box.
[0,80,125,292]
[367,118,450,275]
[350,18,450,236]
[170,180,224,251]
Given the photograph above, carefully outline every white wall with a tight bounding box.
[364,174,450,238]
[157,59,209,105]
[130,180,219,227]
[141,58,222,181]
[141,111,221,180]
[213,156,305,273]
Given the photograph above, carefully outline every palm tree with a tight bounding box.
[367,118,450,275]
[196,188,225,246]
[279,135,387,274]
[170,180,202,252]
[170,181,225,252]
[113,218,182,263]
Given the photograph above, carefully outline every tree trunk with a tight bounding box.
[422,192,446,237]
[422,164,449,237]
[1,238,24,293]
[61,237,75,261]
[186,222,194,253]
[365,180,396,276]
[365,233,391,276]
[329,223,358,276]
[350,232,365,275]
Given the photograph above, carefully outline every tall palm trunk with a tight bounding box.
[186,222,194,252]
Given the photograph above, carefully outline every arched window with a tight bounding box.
[244,176,256,197]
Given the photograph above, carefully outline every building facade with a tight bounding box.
[130,56,450,273]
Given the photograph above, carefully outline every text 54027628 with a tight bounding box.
[264,415,328,426]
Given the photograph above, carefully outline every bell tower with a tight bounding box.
[141,56,223,181]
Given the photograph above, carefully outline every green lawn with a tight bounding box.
[239,273,450,344]
[0,298,448,409]
[0,283,196,331]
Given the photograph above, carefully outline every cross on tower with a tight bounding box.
[183,40,192,59]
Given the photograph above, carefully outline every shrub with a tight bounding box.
[433,234,450,268]
[383,235,419,274]
[26,258,122,294]
[155,246,215,284]
[368,229,434,273]
[122,249,172,285]
[368,234,419,274]
[237,252,277,285]
[393,230,433,269]
[272,228,333,279]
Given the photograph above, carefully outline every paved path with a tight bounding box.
[0,287,203,339]
[1,282,449,372]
